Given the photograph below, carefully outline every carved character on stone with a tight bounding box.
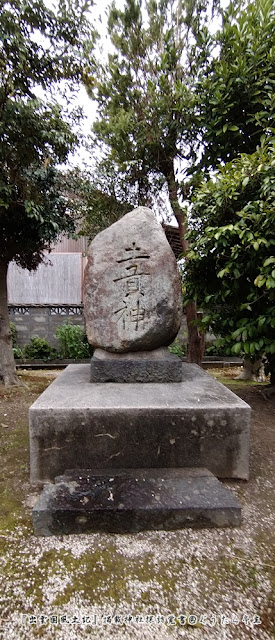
[113,242,150,331]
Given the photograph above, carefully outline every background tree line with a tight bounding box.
[0,0,274,386]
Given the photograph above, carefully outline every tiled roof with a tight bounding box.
[162,224,183,259]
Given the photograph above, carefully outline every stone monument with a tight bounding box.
[84,207,182,353]
[84,206,183,382]
[30,207,250,535]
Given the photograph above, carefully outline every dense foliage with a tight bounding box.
[185,139,275,380]
[89,0,213,212]
[195,0,275,175]
[0,0,95,384]
[56,322,91,359]
[85,0,217,362]
[23,336,57,361]
[83,0,275,364]
[0,0,95,269]
[62,163,137,241]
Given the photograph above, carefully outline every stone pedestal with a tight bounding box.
[33,468,242,536]
[90,347,182,382]
[29,364,250,485]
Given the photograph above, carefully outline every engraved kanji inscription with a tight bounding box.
[116,242,150,263]
[113,243,150,330]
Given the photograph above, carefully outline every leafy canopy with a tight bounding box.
[88,0,215,208]
[195,0,275,174]
[63,162,139,242]
[0,0,95,269]
[86,0,275,205]
[83,0,275,366]
[185,138,275,367]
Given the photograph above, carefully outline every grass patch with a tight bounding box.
[0,374,51,535]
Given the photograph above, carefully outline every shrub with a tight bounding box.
[23,336,57,361]
[10,322,17,347]
[205,343,227,357]
[10,322,23,358]
[13,345,24,359]
[168,340,186,359]
[56,321,91,359]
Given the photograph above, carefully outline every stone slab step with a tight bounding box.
[32,468,241,536]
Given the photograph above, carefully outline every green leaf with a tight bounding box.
[258,317,266,327]
[217,268,228,278]
[232,328,242,339]
[232,342,242,355]
[263,257,275,267]
[254,275,266,287]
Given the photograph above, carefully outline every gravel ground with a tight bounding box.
[0,370,274,640]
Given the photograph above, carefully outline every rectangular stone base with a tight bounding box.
[29,364,250,484]
[90,347,182,382]
[32,468,242,535]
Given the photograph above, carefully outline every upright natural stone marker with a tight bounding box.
[84,207,182,353]
[30,203,250,535]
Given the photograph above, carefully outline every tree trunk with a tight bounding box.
[0,260,19,386]
[261,355,275,398]
[166,167,205,365]
[235,357,264,381]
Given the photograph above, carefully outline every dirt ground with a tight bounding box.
[0,366,274,640]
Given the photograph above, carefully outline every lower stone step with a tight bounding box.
[32,468,241,536]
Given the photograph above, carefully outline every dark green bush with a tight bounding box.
[23,336,57,361]
[205,343,227,357]
[56,321,91,359]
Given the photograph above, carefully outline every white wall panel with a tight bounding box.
[8,254,83,304]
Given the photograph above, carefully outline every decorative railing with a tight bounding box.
[9,304,83,316]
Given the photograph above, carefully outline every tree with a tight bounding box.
[0,0,95,385]
[87,0,275,363]
[87,0,216,362]
[194,0,275,175]
[184,138,275,385]
[62,161,138,241]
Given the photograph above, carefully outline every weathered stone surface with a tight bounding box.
[32,467,241,535]
[90,347,182,382]
[29,364,250,484]
[83,207,182,352]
